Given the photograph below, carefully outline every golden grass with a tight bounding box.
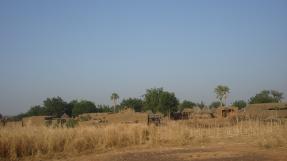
[0,120,286,161]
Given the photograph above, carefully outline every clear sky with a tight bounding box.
[0,0,287,115]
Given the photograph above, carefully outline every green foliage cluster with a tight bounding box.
[17,97,113,120]
[143,88,179,115]
[209,101,222,108]
[97,104,112,113]
[249,90,284,104]
[14,86,284,120]
[43,97,67,117]
[232,100,247,109]
[178,100,196,111]
[120,98,144,112]
[72,100,96,116]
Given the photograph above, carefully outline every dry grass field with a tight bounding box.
[1,118,287,161]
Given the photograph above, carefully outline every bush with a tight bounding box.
[232,100,247,109]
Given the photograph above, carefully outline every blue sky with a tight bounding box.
[0,0,287,115]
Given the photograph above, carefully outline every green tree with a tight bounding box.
[43,96,67,117]
[72,100,97,116]
[249,90,283,104]
[144,88,162,113]
[110,93,119,113]
[271,90,284,102]
[144,88,179,115]
[120,98,144,112]
[214,85,230,107]
[179,100,196,111]
[65,100,77,117]
[232,100,247,109]
[27,105,46,116]
[158,91,179,115]
[12,113,28,121]
[97,104,112,113]
[209,101,222,108]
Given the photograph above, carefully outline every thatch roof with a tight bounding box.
[182,108,193,113]
[246,103,287,111]
[193,106,202,113]
[245,103,287,118]
[120,107,134,113]
[216,106,238,111]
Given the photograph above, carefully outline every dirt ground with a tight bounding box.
[43,143,287,161]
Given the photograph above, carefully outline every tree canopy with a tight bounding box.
[232,100,247,109]
[97,104,112,113]
[120,98,144,112]
[179,100,196,111]
[43,97,67,117]
[72,100,97,116]
[214,85,230,107]
[271,90,284,102]
[12,87,285,120]
[26,105,46,116]
[110,93,119,112]
[209,101,222,109]
[144,88,179,115]
[249,90,284,104]
[15,97,113,120]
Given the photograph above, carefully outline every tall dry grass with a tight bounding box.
[0,120,286,160]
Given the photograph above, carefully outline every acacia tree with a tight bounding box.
[214,85,230,107]
[110,93,119,113]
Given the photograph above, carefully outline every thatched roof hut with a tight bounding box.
[192,106,202,114]
[245,103,287,119]
[215,106,238,118]
[182,108,193,113]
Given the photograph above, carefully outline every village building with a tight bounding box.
[245,103,287,119]
[215,106,238,118]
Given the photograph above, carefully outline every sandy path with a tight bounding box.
[36,143,287,161]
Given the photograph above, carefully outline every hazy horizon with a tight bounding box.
[1,0,287,116]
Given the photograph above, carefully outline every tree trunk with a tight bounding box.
[220,98,223,107]
[224,94,227,107]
